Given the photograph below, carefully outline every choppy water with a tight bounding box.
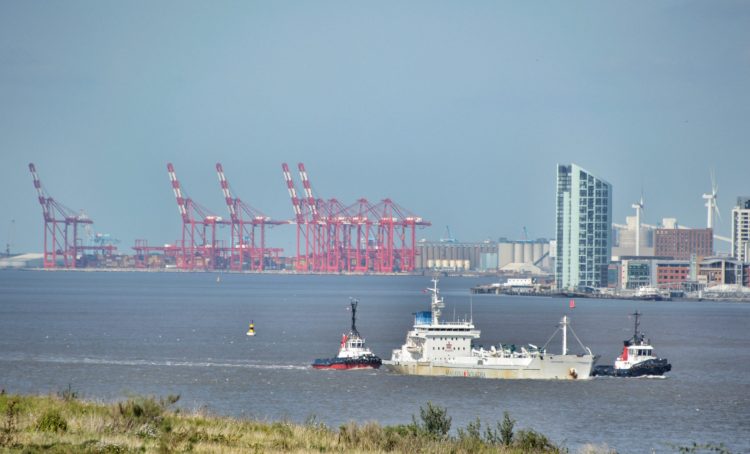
[1,271,748,453]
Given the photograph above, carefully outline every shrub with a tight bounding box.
[115,394,180,429]
[0,398,20,446]
[418,402,451,439]
[83,441,128,453]
[500,411,515,446]
[456,417,483,450]
[36,409,68,433]
[514,428,559,452]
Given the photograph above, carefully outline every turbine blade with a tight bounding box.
[711,169,718,194]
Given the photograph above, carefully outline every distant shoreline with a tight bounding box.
[5,267,749,302]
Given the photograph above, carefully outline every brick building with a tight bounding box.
[654,228,713,259]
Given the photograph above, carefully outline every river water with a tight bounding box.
[0,271,748,453]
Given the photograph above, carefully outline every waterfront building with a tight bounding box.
[555,164,612,290]
[699,257,749,287]
[620,259,653,289]
[612,216,654,258]
[617,256,749,291]
[415,239,553,273]
[415,241,496,271]
[656,260,692,289]
[731,197,750,262]
[654,227,713,259]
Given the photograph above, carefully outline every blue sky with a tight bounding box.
[1,1,749,254]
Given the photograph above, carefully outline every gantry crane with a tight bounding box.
[216,163,286,271]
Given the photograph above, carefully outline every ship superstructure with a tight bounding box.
[383,279,595,380]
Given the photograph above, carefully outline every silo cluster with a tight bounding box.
[498,240,551,270]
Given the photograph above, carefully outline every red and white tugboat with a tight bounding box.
[312,298,382,370]
[592,311,671,377]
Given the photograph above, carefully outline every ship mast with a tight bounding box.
[350,298,360,336]
[631,310,642,344]
[429,278,445,324]
[561,315,568,355]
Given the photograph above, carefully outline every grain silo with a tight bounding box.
[522,242,533,264]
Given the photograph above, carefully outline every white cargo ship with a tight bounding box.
[383,279,595,380]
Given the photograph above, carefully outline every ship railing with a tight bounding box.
[428,318,472,325]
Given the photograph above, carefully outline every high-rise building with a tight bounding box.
[731,197,750,262]
[555,164,612,290]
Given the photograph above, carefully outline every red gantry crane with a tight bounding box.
[346,198,376,273]
[167,163,230,271]
[282,162,309,271]
[281,162,430,273]
[216,162,286,271]
[368,198,431,272]
[29,162,116,268]
[297,162,327,271]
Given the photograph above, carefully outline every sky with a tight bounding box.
[1,1,749,255]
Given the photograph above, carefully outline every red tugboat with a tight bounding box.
[312,298,382,370]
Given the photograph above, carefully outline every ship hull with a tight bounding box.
[311,356,382,370]
[592,358,671,377]
[383,354,594,380]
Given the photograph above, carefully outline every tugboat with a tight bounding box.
[592,311,671,377]
[312,298,382,370]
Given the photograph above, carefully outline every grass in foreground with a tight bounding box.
[0,391,615,453]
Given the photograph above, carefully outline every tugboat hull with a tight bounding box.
[312,356,382,370]
[593,358,671,377]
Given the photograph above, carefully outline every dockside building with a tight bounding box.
[732,197,750,263]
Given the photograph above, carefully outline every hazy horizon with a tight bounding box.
[2,2,749,255]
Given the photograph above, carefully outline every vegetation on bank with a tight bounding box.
[0,391,598,454]
[1,390,727,453]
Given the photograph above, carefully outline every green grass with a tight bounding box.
[0,392,618,453]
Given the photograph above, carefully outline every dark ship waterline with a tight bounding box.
[312,298,382,370]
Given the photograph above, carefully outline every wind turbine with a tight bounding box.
[631,194,645,256]
[702,170,721,229]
